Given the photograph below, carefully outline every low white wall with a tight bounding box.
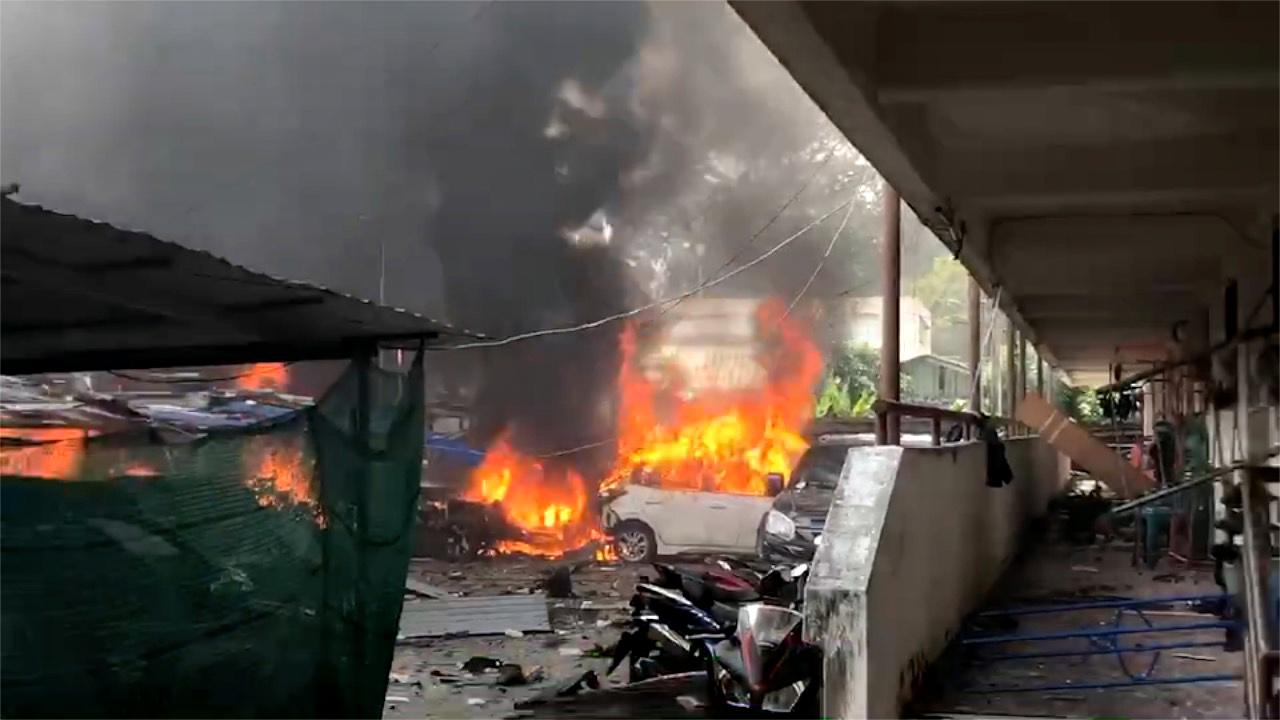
[807,438,1067,718]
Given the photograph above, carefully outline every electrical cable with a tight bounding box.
[527,200,857,459]
[651,141,841,322]
[785,199,855,317]
[435,197,855,351]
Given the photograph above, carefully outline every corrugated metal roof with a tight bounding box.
[398,593,551,639]
[1,197,485,373]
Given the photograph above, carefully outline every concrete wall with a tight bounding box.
[807,437,1067,718]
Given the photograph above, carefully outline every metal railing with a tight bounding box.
[871,399,1022,446]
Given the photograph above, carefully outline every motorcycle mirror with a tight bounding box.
[765,473,785,497]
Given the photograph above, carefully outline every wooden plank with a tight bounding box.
[1015,392,1153,498]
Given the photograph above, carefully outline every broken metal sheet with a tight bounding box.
[398,593,550,639]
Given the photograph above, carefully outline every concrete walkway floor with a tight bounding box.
[915,535,1244,718]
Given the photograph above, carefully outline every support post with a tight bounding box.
[1018,334,1028,408]
[880,187,901,445]
[1006,321,1017,431]
[992,315,1003,416]
[968,278,981,412]
[1036,356,1044,397]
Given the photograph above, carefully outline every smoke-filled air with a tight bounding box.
[1,1,948,552]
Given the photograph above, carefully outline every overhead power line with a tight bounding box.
[785,198,855,317]
[525,200,858,459]
[436,197,855,351]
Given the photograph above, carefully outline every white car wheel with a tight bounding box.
[613,522,655,562]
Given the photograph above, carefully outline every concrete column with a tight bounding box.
[1152,379,1162,435]
[880,187,901,445]
[1005,321,1017,422]
[1018,334,1028,407]
[968,279,981,411]
[991,314,1003,415]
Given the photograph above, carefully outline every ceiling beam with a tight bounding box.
[943,133,1278,211]
[874,1,1279,103]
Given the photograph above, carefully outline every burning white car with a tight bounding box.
[601,481,777,562]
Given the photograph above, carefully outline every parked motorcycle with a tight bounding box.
[608,581,729,681]
[608,562,813,687]
[702,603,823,717]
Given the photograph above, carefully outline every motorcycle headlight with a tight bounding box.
[764,510,796,540]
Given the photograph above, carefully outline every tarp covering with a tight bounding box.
[1,355,424,718]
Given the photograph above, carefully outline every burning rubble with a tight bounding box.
[462,297,823,558]
[0,365,320,518]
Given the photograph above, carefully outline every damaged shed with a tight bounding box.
[0,196,473,718]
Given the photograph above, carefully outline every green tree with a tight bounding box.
[1056,382,1102,425]
[912,255,968,326]
[816,343,880,418]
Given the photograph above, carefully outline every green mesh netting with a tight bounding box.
[2,355,424,718]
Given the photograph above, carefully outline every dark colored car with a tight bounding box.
[757,441,864,563]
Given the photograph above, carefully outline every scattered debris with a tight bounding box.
[584,642,611,658]
[504,628,525,638]
[1142,609,1206,618]
[406,578,450,598]
[558,647,583,657]
[1070,565,1100,573]
[555,670,600,697]
[496,663,527,686]
[449,570,465,579]
[1172,652,1217,662]
[388,672,416,685]
[461,656,503,674]
[386,695,412,703]
[545,566,576,598]
[578,600,630,611]
[466,697,487,706]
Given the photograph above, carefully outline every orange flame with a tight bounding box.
[111,461,161,477]
[465,435,599,556]
[236,363,289,392]
[466,297,824,557]
[246,436,323,524]
[0,428,88,480]
[605,298,821,495]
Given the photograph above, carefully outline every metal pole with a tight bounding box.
[880,186,901,445]
[968,278,981,411]
[1240,467,1277,719]
[966,674,1241,695]
[1036,356,1044,398]
[1111,462,1243,515]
